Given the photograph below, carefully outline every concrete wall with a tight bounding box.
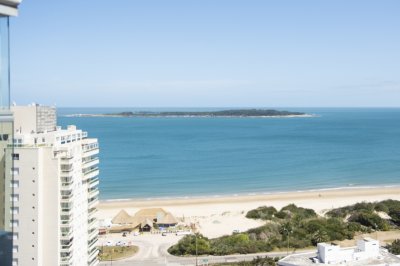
[12,106,36,134]
[12,105,57,134]
[41,147,60,266]
[10,148,40,266]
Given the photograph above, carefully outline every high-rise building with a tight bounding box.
[0,2,22,266]
[6,105,100,266]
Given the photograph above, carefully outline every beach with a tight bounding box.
[98,186,400,238]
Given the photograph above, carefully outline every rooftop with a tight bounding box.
[278,249,400,266]
[0,0,21,16]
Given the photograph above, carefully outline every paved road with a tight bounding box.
[98,233,313,265]
[100,251,310,266]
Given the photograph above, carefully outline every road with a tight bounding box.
[98,232,312,266]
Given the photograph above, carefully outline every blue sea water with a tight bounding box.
[58,108,400,200]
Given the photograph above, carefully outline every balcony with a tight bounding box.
[88,248,99,265]
[88,188,99,199]
[61,241,73,252]
[88,177,99,188]
[88,218,97,229]
[61,193,74,203]
[60,229,73,240]
[83,168,99,181]
[60,254,73,266]
[60,219,72,228]
[88,198,99,209]
[82,158,99,169]
[82,142,99,153]
[88,208,98,219]
[88,228,98,240]
[61,208,73,216]
[87,238,98,251]
[61,176,73,185]
[61,164,74,173]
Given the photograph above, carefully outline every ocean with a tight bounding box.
[58,108,400,200]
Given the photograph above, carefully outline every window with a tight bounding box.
[10,180,19,188]
[10,194,19,202]
[13,233,18,240]
[0,134,9,141]
[12,153,19,160]
[11,167,19,175]
[10,220,19,228]
[12,245,18,253]
[10,207,19,215]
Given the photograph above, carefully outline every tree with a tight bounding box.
[387,239,400,255]
[311,230,329,246]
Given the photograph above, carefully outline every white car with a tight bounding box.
[116,241,126,246]
[105,241,113,246]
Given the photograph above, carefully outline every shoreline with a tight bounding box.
[98,186,400,238]
[99,184,400,204]
[63,114,316,118]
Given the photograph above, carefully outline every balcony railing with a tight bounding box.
[60,229,73,240]
[88,177,99,188]
[88,198,99,209]
[87,238,98,251]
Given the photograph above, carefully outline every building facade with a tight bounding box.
[278,238,400,266]
[0,1,22,266]
[6,105,100,266]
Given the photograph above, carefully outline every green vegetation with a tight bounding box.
[246,206,278,220]
[169,200,400,256]
[387,239,400,255]
[98,246,138,261]
[213,256,279,266]
[326,200,400,228]
[107,109,306,117]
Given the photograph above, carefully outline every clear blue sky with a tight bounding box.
[10,1,400,107]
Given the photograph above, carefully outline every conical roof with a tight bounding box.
[111,209,132,224]
[134,208,167,218]
[158,212,178,225]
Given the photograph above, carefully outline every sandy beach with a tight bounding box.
[98,187,400,238]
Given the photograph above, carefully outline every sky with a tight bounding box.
[10,1,400,107]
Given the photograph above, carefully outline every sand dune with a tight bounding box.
[98,187,400,238]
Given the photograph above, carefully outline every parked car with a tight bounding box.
[162,232,167,236]
[116,241,123,246]
[105,241,113,246]
[122,232,127,237]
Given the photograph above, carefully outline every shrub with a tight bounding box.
[349,212,390,231]
[281,204,317,219]
[168,234,211,256]
[246,206,278,220]
[387,239,400,255]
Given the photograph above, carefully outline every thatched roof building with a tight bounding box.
[111,209,132,224]
[111,208,178,230]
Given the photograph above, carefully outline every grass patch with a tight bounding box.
[98,246,138,261]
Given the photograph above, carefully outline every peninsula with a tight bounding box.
[66,109,311,118]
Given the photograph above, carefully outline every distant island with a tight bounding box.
[65,109,313,118]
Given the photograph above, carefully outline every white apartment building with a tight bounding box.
[278,238,400,266]
[5,105,100,266]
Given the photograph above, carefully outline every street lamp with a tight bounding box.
[195,233,198,266]
[283,227,293,256]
